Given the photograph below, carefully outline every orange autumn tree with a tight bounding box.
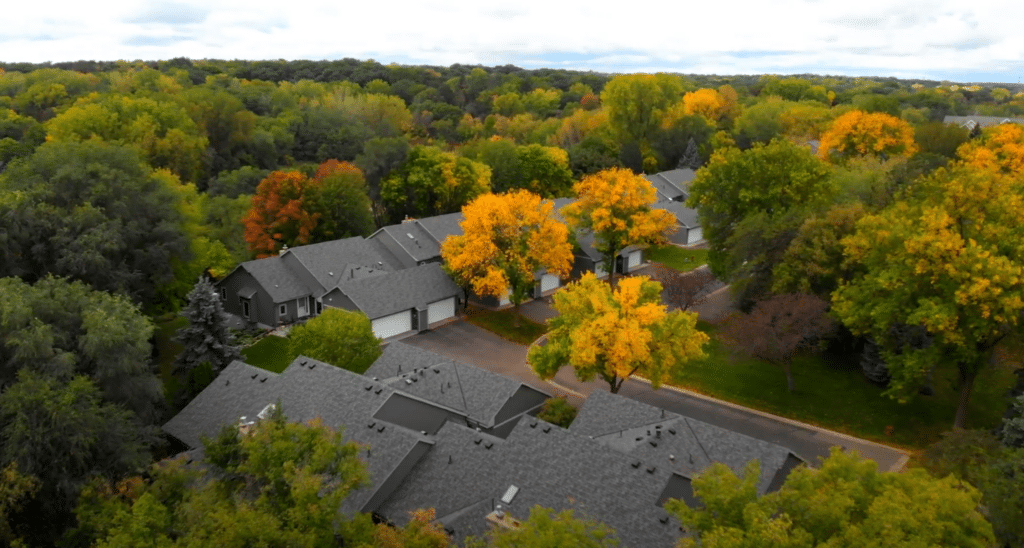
[818,110,917,163]
[560,168,677,288]
[243,171,319,258]
[528,272,708,393]
[441,190,573,324]
[956,123,1024,176]
[682,88,725,123]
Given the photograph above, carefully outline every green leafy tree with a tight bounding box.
[0,276,162,423]
[175,277,241,398]
[668,447,995,548]
[0,371,153,547]
[535,398,578,429]
[382,145,491,221]
[74,408,375,548]
[0,141,193,310]
[832,164,1024,429]
[687,138,833,297]
[601,73,690,147]
[465,506,620,548]
[307,160,376,241]
[772,202,868,299]
[0,463,38,548]
[529,273,707,393]
[288,308,382,374]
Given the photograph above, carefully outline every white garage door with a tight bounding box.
[372,310,412,339]
[427,297,456,325]
[594,263,608,279]
[627,250,642,270]
[540,273,559,293]
[499,290,511,306]
[687,227,704,245]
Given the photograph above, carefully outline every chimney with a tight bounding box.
[485,505,521,531]
[278,245,288,256]
[237,416,255,436]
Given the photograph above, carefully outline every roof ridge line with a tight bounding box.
[451,360,471,417]
[683,417,712,465]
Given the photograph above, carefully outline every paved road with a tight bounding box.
[402,301,910,472]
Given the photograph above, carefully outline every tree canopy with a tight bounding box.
[832,164,1024,429]
[528,273,708,393]
[817,109,918,163]
[288,308,382,374]
[381,145,491,222]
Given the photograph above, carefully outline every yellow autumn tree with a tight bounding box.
[441,190,573,324]
[817,110,917,163]
[956,123,1024,176]
[560,168,678,288]
[528,273,708,393]
[682,88,724,123]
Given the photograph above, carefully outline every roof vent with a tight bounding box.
[501,485,520,504]
[328,272,334,276]
[377,425,385,432]
[669,454,675,461]
[474,438,482,445]
[542,426,551,433]
[631,460,641,468]
[372,377,379,381]
[251,373,258,379]
[260,377,267,383]
[407,233,415,239]
[529,421,538,428]
[646,466,656,474]
[367,421,376,429]
[405,379,413,385]
[300,359,308,366]
[668,429,676,435]
[374,388,383,395]
[649,440,658,447]
[485,442,494,449]
[378,261,383,266]
[225,379,230,386]
[660,516,669,524]
[364,385,373,391]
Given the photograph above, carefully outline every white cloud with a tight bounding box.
[3,0,1024,82]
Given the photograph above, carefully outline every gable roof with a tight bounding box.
[373,222,442,264]
[366,341,548,427]
[328,263,461,320]
[652,201,700,229]
[284,237,403,294]
[240,257,317,303]
[644,169,695,202]
[944,115,1024,128]
[416,212,465,247]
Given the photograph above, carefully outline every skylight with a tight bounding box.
[501,485,519,504]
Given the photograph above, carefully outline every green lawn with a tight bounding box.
[466,308,548,345]
[645,245,708,272]
[153,315,187,405]
[671,322,1016,451]
[241,335,299,374]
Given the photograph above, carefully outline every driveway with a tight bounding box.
[403,315,910,472]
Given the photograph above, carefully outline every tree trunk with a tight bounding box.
[783,361,795,393]
[610,376,622,394]
[513,302,522,328]
[953,366,978,430]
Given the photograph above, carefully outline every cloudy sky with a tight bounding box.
[5,1,1024,84]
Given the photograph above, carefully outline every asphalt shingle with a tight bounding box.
[332,263,461,320]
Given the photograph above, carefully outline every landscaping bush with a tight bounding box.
[537,397,578,428]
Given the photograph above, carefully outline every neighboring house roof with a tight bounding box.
[239,257,317,303]
[644,169,695,202]
[366,341,548,428]
[373,223,442,264]
[943,115,1024,128]
[285,237,403,294]
[379,418,682,548]
[570,390,801,495]
[416,212,466,248]
[652,201,700,229]
[163,360,281,449]
[551,197,641,262]
[328,263,461,320]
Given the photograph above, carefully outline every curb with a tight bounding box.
[630,374,913,470]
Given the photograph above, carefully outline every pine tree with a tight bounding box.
[679,137,702,170]
[175,278,241,392]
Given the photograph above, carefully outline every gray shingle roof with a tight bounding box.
[330,263,461,320]
[551,197,641,262]
[366,342,548,426]
[652,201,700,229]
[571,391,798,495]
[416,212,465,247]
[380,418,680,548]
[644,169,695,202]
[241,257,316,303]
[163,360,280,448]
[943,115,1024,128]
[378,223,442,264]
[285,237,402,294]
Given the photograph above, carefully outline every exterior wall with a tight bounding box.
[370,230,418,269]
[217,269,276,328]
[665,224,690,246]
[323,291,359,313]
[280,252,322,296]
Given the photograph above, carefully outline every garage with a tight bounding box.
[372,310,413,339]
[627,250,642,270]
[687,227,704,245]
[427,297,456,325]
[539,273,560,294]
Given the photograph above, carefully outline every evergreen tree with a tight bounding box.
[175,278,240,391]
[679,137,702,170]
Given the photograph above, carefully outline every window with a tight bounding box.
[242,300,250,319]
[279,304,287,316]
[220,287,226,300]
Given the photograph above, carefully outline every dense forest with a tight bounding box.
[3,57,1024,547]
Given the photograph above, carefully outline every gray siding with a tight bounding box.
[323,289,359,313]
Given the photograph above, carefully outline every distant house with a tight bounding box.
[215,238,461,340]
[652,201,703,246]
[164,346,802,547]
[943,115,1024,131]
[644,168,696,202]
